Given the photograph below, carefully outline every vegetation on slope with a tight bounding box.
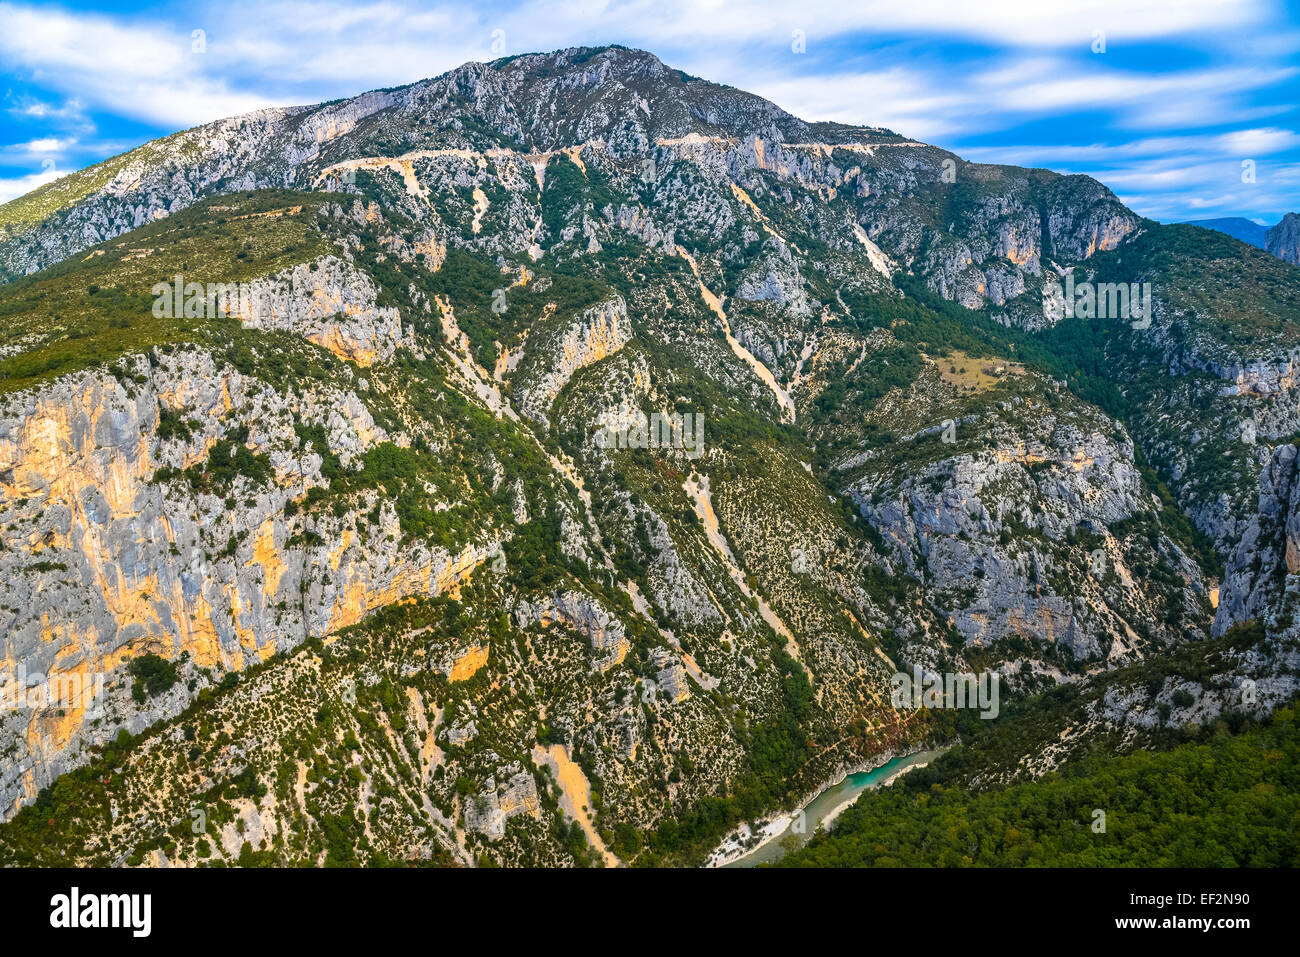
[778,620,1298,866]
[0,189,330,393]
[777,699,1300,866]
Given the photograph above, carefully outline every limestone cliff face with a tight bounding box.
[1042,175,1140,262]
[1106,300,1300,558]
[464,767,542,839]
[847,392,1208,663]
[442,644,491,683]
[1153,318,1300,400]
[0,343,492,817]
[514,297,631,426]
[513,589,629,671]
[649,648,690,704]
[1216,444,1300,634]
[843,156,1137,309]
[231,255,410,366]
[735,243,813,318]
[1206,352,1300,398]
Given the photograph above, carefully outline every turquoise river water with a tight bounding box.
[725,748,947,867]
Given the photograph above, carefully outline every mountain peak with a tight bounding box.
[488,44,670,73]
[1267,211,1300,265]
[389,44,810,153]
[0,45,1128,287]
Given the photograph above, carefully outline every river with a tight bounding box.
[721,749,947,868]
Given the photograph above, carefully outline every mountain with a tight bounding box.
[1181,217,1268,248]
[0,46,1296,868]
[1182,215,1300,267]
[1268,212,1300,265]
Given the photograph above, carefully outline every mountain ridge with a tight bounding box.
[1181,217,1269,248]
[0,45,1110,286]
[0,45,1297,867]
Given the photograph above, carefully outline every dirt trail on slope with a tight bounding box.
[675,246,795,422]
[682,473,807,672]
[533,743,620,867]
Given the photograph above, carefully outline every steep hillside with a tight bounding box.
[777,621,1300,866]
[0,46,1296,867]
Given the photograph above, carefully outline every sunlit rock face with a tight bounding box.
[514,297,631,426]
[0,339,497,814]
[230,255,411,366]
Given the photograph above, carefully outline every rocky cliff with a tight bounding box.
[1267,212,1300,266]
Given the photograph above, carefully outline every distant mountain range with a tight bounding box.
[1181,217,1269,247]
[1182,213,1300,264]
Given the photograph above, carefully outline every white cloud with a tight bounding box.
[8,137,70,154]
[0,167,62,204]
[0,2,276,126]
[962,128,1300,167]
[961,129,1300,221]
[495,0,1269,50]
[746,68,966,141]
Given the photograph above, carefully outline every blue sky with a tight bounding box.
[1,0,1297,222]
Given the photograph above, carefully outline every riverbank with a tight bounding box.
[704,747,946,868]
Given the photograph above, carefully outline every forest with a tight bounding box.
[777,699,1300,867]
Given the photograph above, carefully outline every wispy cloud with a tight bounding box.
[0,2,275,126]
[0,167,62,204]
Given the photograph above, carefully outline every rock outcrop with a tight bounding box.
[464,768,542,839]
[0,346,492,815]
[1266,212,1300,266]
[846,385,1209,663]
[515,297,630,426]
[231,255,410,366]
[513,589,629,671]
[1216,444,1300,634]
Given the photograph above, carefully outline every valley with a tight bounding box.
[0,45,1295,868]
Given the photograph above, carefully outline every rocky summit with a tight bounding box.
[0,45,1296,868]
